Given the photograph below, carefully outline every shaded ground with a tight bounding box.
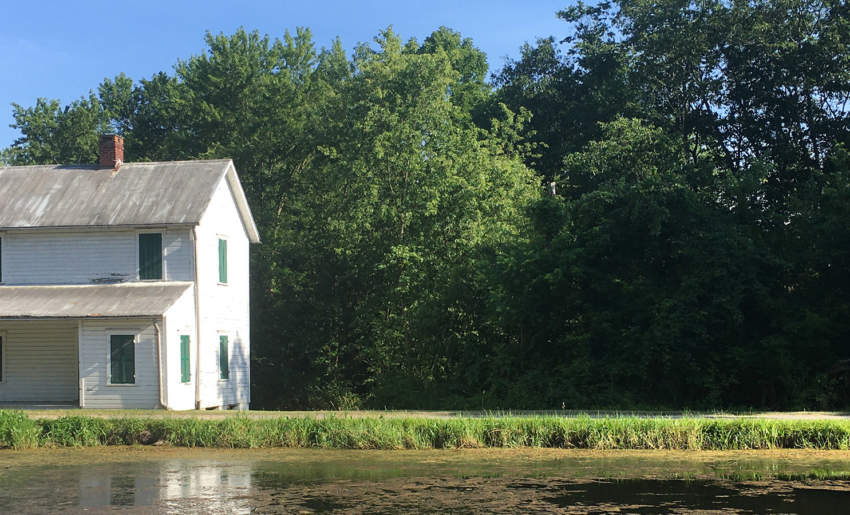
[8,407,850,420]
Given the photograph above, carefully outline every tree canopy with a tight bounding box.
[5,2,850,409]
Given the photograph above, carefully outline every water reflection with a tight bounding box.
[1,452,849,512]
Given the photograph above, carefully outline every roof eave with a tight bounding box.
[224,160,261,244]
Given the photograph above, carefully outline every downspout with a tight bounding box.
[77,320,85,409]
[192,226,203,409]
[154,319,167,409]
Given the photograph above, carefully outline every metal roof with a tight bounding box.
[0,282,192,318]
[0,159,260,242]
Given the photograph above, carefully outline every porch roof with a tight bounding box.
[0,282,192,319]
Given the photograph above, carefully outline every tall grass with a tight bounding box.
[2,410,850,450]
[0,410,39,449]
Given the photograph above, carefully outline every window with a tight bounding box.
[0,236,3,282]
[109,334,135,384]
[219,334,229,380]
[139,233,163,280]
[180,335,191,383]
[218,238,228,284]
[0,333,4,383]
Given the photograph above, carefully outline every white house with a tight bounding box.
[0,135,259,409]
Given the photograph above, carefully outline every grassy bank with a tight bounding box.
[3,409,850,450]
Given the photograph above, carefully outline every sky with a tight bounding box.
[0,1,570,148]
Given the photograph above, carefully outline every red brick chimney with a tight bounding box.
[99,134,124,170]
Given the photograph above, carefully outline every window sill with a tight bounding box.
[106,383,137,387]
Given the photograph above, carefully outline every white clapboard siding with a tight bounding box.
[79,319,160,409]
[195,171,251,409]
[163,229,195,281]
[0,320,78,402]
[3,231,135,285]
[1,229,193,285]
[162,286,197,410]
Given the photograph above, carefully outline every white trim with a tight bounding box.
[192,227,202,409]
[0,224,195,235]
[106,330,139,386]
[136,230,165,281]
[223,161,261,243]
[0,330,6,384]
[77,321,84,407]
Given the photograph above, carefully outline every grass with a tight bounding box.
[19,408,850,421]
[3,409,850,450]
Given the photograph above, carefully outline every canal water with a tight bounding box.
[1,448,849,512]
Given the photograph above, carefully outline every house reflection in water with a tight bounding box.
[74,461,254,511]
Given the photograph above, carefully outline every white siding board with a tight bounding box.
[163,287,196,410]
[79,319,160,409]
[164,229,194,281]
[0,320,78,402]
[0,229,194,285]
[196,176,251,409]
[3,231,135,285]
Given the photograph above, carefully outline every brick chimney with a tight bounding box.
[99,134,124,170]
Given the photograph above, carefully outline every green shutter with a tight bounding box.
[139,233,163,280]
[180,335,191,383]
[110,335,135,384]
[218,239,228,283]
[219,335,229,380]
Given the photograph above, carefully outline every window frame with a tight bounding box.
[180,334,191,384]
[137,230,165,281]
[218,332,230,381]
[106,332,138,386]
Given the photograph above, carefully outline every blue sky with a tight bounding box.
[0,1,570,148]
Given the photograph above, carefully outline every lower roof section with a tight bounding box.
[0,282,192,319]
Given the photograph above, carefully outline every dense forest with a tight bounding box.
[3,0,850,410]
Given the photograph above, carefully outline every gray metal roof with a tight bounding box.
[0,282,192,318]
[0,159,257,236]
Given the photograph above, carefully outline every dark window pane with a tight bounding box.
[139,233,163,280]
[110,335,135,384]
[219,335,229,380]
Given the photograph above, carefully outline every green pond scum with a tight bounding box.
[4,409,850,451]
[2,448,850,512]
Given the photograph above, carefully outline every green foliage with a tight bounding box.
[40,416,109,447]
[5,411,850,450]
[485,0,850,410]
[0,410,40,449]
[3,1,850,410]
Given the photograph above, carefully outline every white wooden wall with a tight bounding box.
[79,318,160,409]
[0,320,78,402]
[162,287,196,410]
[0,229,194,285]
[195,172,251,409]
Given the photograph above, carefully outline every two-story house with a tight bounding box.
[0,135,259,409]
